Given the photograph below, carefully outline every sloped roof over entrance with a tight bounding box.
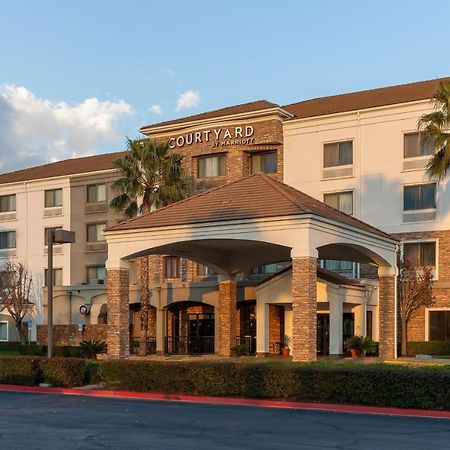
[107,174,394,240]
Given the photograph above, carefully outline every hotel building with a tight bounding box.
[0,78,447,361]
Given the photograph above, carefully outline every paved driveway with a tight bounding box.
[1,391,449,449]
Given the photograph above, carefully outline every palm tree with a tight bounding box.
[110,138,189,355]
[418,80,450,180]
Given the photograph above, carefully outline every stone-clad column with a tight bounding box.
[107,259,130,359]
[218,275,237,357]
[292,256,317,362]
[378,267,396,359]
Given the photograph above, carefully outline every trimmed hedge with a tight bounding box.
[0,356,41,385]
[408,341,450,356]
[98,361,450,410]
[39,358,87,387]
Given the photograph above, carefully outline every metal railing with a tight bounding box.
[165,336,215,355]
[131,337,156,355]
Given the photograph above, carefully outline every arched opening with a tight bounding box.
[165,301,215,355]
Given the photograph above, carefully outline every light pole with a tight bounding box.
[47,228,75,358]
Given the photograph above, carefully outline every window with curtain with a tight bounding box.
[323,191,353,215]
[164,256,180,278]
[87,184,106,203]
[44,188,62,208]
[403,242,436,267]
[404,184,436,211]
[0,194,16,213]
[0,231,16,249]
[250,151,277,174]
[197,154,226,178]
[323,141,353,167]
[404,132,434,158]
[86,223,106,242]
[429,310,450,341]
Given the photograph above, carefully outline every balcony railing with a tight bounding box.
[165,336,215,355]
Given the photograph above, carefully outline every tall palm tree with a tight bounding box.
[110,138,189,355]
[418,80,450,180]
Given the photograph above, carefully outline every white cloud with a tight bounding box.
[149,104,162,115]
[0,84,132,172]
[175,90,199,112]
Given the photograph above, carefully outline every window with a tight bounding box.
[323,141,353,168]
[251,151,277,174]
[429,310,450,341]
[44,227,62,245]
[324,191,353,215]
[403,242,436,267]
[0,231,16,249]
[404,132,434,158]
[44,268,63,286]
[86,223,106,242]
[164,256,180,278]
[0,322,7,341]
[44,189,62,208]
[0,194,16,213]
[87,184,106,203]
[250,264,278,275]
[197,154,226,178]
[197,263,216,277]
[404,184,436,211]
[86,265,106,283]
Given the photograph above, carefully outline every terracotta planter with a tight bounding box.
[281,347,290,356]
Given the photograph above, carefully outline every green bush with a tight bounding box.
[98,360,450,410]
[408,341,450,356]
[39,358,86,387]
[0,356,41,385]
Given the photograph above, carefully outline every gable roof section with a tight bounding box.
[140,100,279,132]
[108,173,395,240]
[283,78,446,120]
[0,151,127,185]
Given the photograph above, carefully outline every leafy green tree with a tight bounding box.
[110,138,189,355]
[418,80,450,180]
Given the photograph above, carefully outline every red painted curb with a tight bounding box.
[1,384,449,419]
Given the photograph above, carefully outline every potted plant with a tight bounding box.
[281,335,291,356]
[346,335,377,358]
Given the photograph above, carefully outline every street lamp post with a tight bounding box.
[47,228,75,358]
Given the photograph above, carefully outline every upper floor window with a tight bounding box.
[0,231,16,250]
[404,184,436,211]
[197,154,226,178]
[403,242,436,267]
[323,191,353,215]
[251,151,277,174]
[87,184,106,203]
[44,188,62,208]
[86,223,106,242]
[44,268,63,286]
[86,265,106,283]
[404,132,434,158]
[0,194,16,213]
[164,256,180,278]
[323,141,353,168]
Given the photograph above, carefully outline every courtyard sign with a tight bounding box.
[168,125,254,149]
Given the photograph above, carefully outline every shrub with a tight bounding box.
[79,340,107,359]
[98,360,450,410]
[0,356,41,385]
[408,341,450,356]
[39,358,86,387]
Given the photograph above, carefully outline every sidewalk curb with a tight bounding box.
[1,384,449,420]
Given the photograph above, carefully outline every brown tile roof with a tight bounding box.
[283,77,447,119]
[0,151,127,185]
[107,173,395,240]
[140,100,279,132]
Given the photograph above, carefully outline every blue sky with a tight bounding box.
[0,0,449,171]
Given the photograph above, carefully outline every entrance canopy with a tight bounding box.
[105,174,398,274]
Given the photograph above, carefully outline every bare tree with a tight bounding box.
[398,260,434,356]
[0,262,33,344]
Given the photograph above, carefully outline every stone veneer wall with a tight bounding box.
[37,324,108,346]
[291,257,317,361]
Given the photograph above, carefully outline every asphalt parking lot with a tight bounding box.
[1,391,450,449]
